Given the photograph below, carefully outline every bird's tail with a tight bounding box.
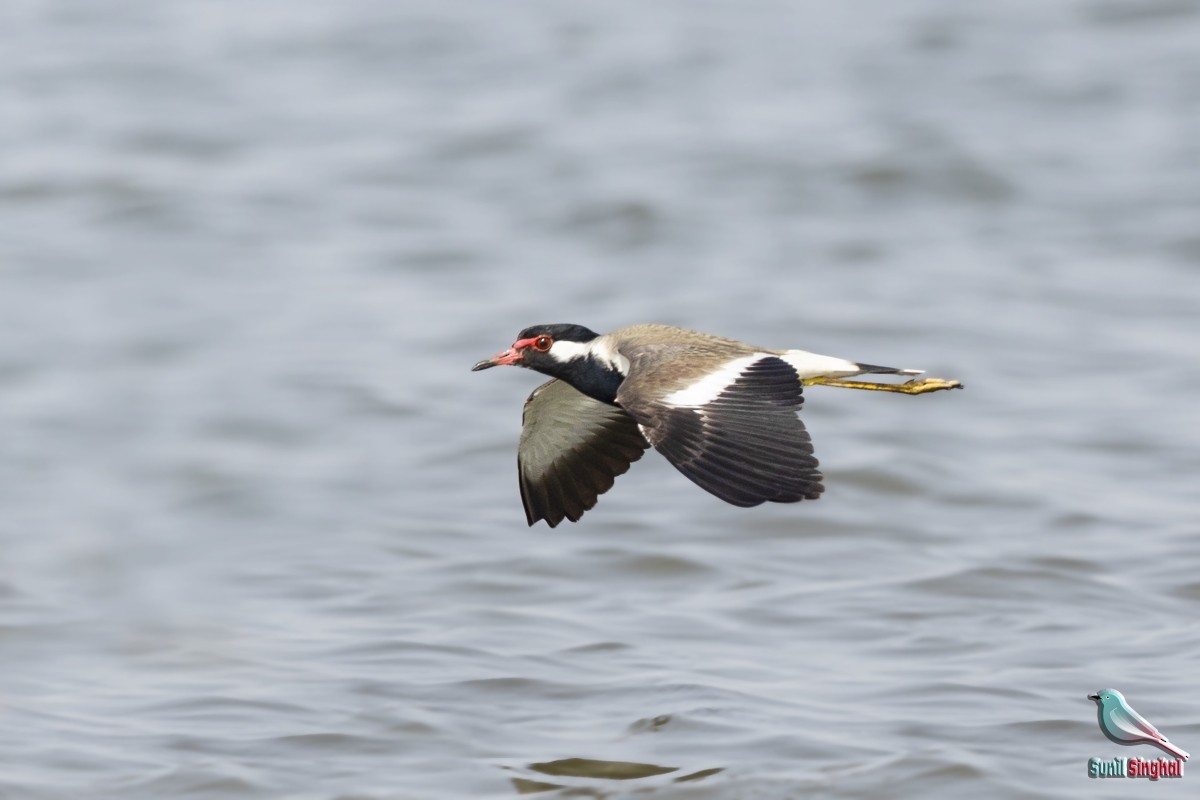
[853,362,924,377]
[1159,739,1190,760]
[784,351,962,394]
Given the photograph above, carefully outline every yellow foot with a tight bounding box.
[803,376,964,394]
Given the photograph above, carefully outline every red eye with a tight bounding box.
[533,336,553,352]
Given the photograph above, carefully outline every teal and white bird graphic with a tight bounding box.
[1089,689,1189,760]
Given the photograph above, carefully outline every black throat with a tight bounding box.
[556,356,625,405]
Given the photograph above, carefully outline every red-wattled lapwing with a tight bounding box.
[472,323,962,527]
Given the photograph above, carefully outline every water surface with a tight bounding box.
[3,1,1199,798]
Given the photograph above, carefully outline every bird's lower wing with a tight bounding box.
[519,379,650,527]
[617,353,824,507]
[1111,709,1189,759]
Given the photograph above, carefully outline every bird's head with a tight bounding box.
[1089,689,1124,705]
[472,323,628,404]
[471,324,602,375]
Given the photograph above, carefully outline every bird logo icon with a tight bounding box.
[1089,689,1189,761]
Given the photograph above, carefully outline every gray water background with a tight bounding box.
[3,1,1200,797]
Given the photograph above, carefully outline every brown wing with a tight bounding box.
[616,353,823,507]
[518,379,651,527]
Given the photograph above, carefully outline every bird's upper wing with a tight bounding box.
[615,348,824,507]
[518,378,650,527]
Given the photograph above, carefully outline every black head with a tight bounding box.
[471,323,600,372]
[515,323,601,347]
[471,323,623,403]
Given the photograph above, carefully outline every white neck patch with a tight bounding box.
[548,336,630,375]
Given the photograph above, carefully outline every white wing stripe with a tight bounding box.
[662,354,769,408]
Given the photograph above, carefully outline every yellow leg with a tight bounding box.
[802,376,963,395]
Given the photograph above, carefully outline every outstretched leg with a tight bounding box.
[802,376,963,395]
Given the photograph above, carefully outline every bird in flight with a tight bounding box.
[1089,689,1189,760]
[472,323,962,527]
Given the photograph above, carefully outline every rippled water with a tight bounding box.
[3,1,1199,798]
